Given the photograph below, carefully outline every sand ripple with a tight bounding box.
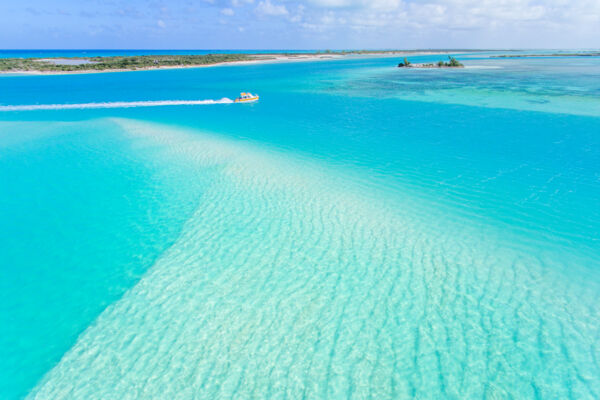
[28,120,600,399]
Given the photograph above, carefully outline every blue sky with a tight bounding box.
[1,0,598,49]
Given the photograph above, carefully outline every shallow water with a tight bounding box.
[1,53,599,399]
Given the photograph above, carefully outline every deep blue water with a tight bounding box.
[1,53,599,399]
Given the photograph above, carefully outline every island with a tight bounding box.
[398,56,464,68]
[0,50,478,74]
[0,54,260,73]
[491,52,600,58]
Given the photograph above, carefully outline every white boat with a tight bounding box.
[234,92,259,103]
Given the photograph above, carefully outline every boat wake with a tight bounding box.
[0,98,234,111]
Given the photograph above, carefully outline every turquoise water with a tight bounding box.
[0,54,599,399]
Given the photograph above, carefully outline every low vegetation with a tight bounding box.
[397,57,411,67]
[398,56,464,68]
[443,56,463,67]
[0,54,257,72]
[0,51,474,73]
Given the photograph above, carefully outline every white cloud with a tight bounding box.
[289,4,306,22]
[265,0,596,48]
[294,0,600,33]
[232,0,255,6]
[256,0,289,16]
[307,0,401,10]
[221,7,235,15]
[157,19,166,28]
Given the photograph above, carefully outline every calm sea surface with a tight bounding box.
[1,53,599,399]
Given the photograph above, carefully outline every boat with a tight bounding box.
[234,92,259,103]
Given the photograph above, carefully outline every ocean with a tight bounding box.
[0,53,599,399]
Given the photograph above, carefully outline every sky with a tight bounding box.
[0,0,598,49]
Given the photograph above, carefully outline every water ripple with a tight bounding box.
[28,119,600,399]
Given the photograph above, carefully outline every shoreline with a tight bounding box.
[1,51,454,76]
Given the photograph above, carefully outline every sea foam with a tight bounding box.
[0,98,233,111]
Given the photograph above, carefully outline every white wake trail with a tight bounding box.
[0,98,234,111]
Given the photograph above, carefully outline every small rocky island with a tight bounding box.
[398,56,464,68]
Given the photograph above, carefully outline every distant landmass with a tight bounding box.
[492,52,600,58]
[0,50,474,74]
